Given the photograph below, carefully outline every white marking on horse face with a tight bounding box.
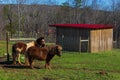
[41,39,45,42]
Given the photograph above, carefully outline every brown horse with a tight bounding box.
[12,37,45,65]
[26,45,62,69]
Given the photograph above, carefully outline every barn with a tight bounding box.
[49,24,113,53]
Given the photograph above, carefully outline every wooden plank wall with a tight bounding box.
[57,27,113,53]
[90,29,113,53]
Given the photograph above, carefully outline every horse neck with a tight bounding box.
[46,48,56,63]
[47,46,56,56]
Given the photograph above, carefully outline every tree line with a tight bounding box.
[0,0,120,43]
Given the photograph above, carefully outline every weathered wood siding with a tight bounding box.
[56,27,80,51]
[56,27,113,53]
[90,29,113,53]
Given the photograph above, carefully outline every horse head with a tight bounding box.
[55,45,62,57]
[36,37,45,47]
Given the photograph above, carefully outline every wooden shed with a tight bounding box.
[49,24,113,53]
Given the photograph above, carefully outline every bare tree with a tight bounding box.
[15,0,26,37]
[1,0,120,43]
[3,5,15,38]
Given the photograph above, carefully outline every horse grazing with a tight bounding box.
[12,37,45,65]
[26,45,62,69]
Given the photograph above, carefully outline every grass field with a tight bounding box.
[0,41,120,80]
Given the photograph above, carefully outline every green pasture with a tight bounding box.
[0,41,120,80]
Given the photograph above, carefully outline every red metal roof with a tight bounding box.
[49,24,113,29]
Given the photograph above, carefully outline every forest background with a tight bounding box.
[0,0,120,44]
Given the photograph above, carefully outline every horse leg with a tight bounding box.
[12,53,17,64]
[48,63,51,70]
[45,62,51,70]
[28,57,34,69]
[24,53,29,66]
[17,53,22,65]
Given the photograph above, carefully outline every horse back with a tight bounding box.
[27,46,48,60]
[12,42,27,53]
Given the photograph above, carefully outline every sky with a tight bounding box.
[0,0,112,8]
[0,0,63,4]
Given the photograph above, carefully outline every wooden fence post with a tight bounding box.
[6,32,10,62]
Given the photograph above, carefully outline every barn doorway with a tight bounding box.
[79,29,90,52]
[79,38,89,52]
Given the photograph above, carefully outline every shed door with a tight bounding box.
[79,39,89,52]
[79,29,90,52]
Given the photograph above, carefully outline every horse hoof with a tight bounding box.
[24,63,30,66]
[13,63,16,65]
[12,62,16,65]
[19,63,23,65]
[30,66,34,69]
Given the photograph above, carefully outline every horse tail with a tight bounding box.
[12,44,16,55]
[12,44,17,64]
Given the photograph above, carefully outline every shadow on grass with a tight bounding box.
[3,63,42,69]
[0,56,12,65]
[0,57,41,69]
[6,66,43,70]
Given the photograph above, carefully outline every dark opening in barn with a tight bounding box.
[49,24,113,53]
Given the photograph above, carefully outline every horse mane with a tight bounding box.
[45,45,62,55]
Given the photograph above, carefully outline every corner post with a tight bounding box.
[6,32,10,62]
